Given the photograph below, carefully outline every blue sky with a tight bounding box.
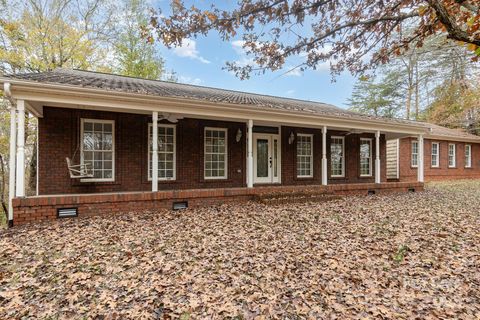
[153,2,357,109]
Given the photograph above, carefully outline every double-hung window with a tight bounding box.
[204,128,228,179]
[431,142,439,168]
[330,136,345,177]
[297,134,313,178]
[359,138,372,176]
[148,124,176,180]
[81,119,114,181]
[465,144,472,168]
[448,144,456,168]
[411,141,419,168]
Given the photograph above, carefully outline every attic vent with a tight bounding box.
[173,201,188,210]
[367,190,376,195]
[57,207,78,218]
[408,188,415,193]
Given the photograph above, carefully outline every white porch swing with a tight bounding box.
[65,145,93,179]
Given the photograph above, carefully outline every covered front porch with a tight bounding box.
[2,69,429,225]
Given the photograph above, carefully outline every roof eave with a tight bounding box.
[425,134,480,144]
[0,77,429,134]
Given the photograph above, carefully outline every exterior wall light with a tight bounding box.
[288,132,295,145]
[236,128,243,142]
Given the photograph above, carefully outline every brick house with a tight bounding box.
[2,69,428,226]
[387,124,480,181]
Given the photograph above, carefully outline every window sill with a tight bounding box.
[202,178,230,182]
[296,176,314,180]
[78,179,116,184]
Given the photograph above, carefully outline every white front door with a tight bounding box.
[253,134,280,184]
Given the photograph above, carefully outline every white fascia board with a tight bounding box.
[424,134,480,144]
[3,78,428,135]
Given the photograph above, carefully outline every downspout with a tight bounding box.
[4,82,16,228]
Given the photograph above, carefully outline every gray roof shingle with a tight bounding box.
[427,123,480,141]
[3,68,426,127]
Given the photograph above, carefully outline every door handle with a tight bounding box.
[269,157,272,168]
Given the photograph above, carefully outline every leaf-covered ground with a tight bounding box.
[1,180,480,319]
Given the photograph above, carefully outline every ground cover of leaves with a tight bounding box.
[1,180,480,319]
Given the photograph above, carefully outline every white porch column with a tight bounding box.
[418,134,424,183]
[321,126,328,185]
[152,112,159,192]
[15,100,25,197]
[375,130,381,184]
[8,105,17,226]
[247,119,254,188]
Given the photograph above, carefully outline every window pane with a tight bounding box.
[148,125,176,180]
[297,135,312,177]
[204,129,227,178]
[81,120,114,180]
[331,138,344,176]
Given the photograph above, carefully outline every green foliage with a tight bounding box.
[393,244,410,263]
[114,0,166,80]
[348,72,403,118]
[425,81,480,134]
[0,1,113,73]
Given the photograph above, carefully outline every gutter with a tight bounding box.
[424,134,480,144]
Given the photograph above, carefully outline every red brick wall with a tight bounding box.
[399,137,480,181]
[39,107,246,194]
[281,128,387,185]
[13,182,423,225]
[38,107,388,195]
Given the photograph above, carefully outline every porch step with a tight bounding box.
[254,191,343,205]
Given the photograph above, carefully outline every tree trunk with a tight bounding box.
[415,62,419,120]
[406,86,412,120]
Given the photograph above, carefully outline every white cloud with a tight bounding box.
[286,89,295,96]
[284,67,303,77]
[178,76,203,85]
[227,40,257,75]
[173,39,210,64]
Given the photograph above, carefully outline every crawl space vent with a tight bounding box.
[408,188,416,193]
[173,201,188,210]
[57,207,78,218]
[367,190,376,195]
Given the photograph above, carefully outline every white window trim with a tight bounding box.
[448,143,456,168]
[411,140,419,168]
[359,138,373,177]
[80,118,115,182]
[431,142,440,168]
[465,144,472,168]
[148,123,176,181]
[331,136,345,178]
[204,127,228,180]
[296,133,314,178]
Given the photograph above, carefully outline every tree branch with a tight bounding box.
[429,0,480,46]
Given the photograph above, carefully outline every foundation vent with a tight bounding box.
[57,207,78,218]
[173,201,188,210]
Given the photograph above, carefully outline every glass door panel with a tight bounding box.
[256,139,269,178]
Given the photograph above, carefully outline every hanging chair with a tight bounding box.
[66,145,93,179]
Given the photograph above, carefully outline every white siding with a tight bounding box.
[386,139,399,179]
